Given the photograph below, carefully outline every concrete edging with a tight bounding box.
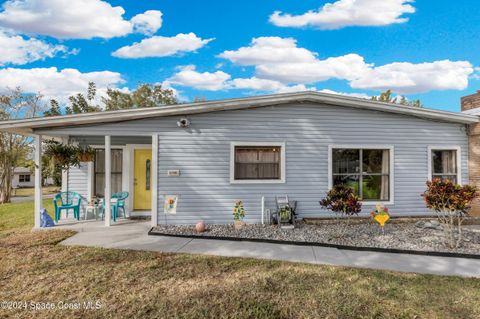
[148,228,480,260]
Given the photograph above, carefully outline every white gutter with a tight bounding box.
[0,91,477,134]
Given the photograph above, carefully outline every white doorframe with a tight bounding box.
[126,144,153,213]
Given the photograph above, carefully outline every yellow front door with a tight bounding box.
[134,149,152,210]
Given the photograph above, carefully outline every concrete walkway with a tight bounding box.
[57,220,480,278]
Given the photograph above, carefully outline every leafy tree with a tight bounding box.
[66,82,101,114]
[0,88,44,203]
[103,84,177,110]
[45,82,178,115]
[44,99,62,117]
[371,89,423,107]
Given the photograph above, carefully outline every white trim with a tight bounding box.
[427,146,462,185]
[61,137,68,192]
[34,135,42,228]
[1,91,477,135]
[328,144,395,205]
[229,142,286,184]
[104,136,111,227]
[127,144,152,212]
[86,162,93,202]
[151,134,159,226]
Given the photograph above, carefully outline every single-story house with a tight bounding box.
[12,167,34,188]
[0,91,479,228]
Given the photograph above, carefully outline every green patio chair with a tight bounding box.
[112,192,129,219]
[99,192,129,222]
[53,191,83,223]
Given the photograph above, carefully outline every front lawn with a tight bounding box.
[0,201,479,319]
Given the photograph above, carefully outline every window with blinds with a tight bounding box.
[94,149,123,197]
[234,146,281,180]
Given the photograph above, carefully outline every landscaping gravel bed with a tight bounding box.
[152,221,480,255]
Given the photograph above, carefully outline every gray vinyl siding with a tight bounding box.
[36,102,469,224]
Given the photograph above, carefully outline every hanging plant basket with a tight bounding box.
[44,140,80,169]
[76,146,95,162]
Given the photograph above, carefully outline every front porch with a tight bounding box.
[33,134,159,228]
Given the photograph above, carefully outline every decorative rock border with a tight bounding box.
[148,228,480,260]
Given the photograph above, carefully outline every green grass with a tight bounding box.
[0,200,480,318]
[0,199,53,233]
[13,186,60,197]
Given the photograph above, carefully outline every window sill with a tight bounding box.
[361,200,394,206]
[230,179,286,184]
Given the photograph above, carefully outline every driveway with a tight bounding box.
[11,194,54,203]
[55,220,480,278]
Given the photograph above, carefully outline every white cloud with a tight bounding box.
[318,89,369,99]
[270,0,415,29]
[218,37,317,65]
[256,54,370,83]
[166,65,231,91]
[130,10,163,36]
[231,77,314,93]
[350,60,474,94]
[0,30,71,66]
[0,67,124,102]
[219,36,474,94]
[0,0,162,39]
[219,37,370,84]
[113,33,213,58]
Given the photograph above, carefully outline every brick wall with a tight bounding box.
[461,91,480,216]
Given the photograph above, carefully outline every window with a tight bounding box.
[429,148,460,184]
[19,174,31,182]
[231,143,285,183]
[94,149,123,197]
[331,147,391,202]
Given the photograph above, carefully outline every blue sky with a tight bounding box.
[0,0,479,112]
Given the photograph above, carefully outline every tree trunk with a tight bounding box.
[0,163,12,203]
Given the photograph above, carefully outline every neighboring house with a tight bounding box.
[0,91,479,228]
[11,167,54,189]
[12,167,34,188]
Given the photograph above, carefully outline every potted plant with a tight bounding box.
[76,146,96,162]
[44,140,79,169]
[278,205,294,228]
[233,200,246,229]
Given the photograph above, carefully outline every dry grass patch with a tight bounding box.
[0,229,479,319]
[1,200,480,318]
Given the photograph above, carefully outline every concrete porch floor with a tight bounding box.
[56,221,480,278]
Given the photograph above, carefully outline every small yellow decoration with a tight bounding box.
[374,213,390,227]
[371,203,390,235]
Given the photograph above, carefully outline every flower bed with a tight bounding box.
[152,221,480,256]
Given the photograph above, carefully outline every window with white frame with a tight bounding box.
[331,148,391,201]
[231,143,285,183]
[94,149,123,197]
[430,148,460,183]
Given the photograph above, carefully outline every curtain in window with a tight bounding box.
[441,151,456,174]
[235,147,280,180]
[380,150,389,200]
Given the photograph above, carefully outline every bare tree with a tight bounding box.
[0,88,44,203]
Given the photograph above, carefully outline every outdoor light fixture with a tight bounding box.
[177,117,190,128]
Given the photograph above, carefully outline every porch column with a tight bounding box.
[104,135,112,226]
[151,134,158,227]
[34,135,43,228]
